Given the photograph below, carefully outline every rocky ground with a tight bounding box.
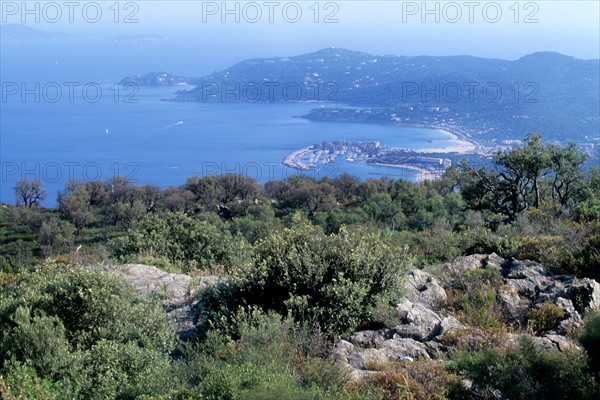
[97,254,600,379]
[334,253,600,379]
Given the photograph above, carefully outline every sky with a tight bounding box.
[1,0,599,65]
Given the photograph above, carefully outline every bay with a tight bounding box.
[1,86,455,205]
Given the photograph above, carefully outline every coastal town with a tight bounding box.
[283,140,453,181]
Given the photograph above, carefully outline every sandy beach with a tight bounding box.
[371,163,440,182]
[416,129,479,154]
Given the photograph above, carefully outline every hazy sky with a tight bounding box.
[3,0,599,61]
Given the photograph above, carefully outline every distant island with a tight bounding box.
[120,48,600,161]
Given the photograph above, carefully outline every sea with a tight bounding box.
[1,39,455,206]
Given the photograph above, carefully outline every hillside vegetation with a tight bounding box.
[2,134,600,399]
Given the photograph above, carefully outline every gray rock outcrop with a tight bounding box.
[335,254,599,377]
[94,263,219,339]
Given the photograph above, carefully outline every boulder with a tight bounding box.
[403,269,447,308]
[393,299,442,341]
[95,263,220,339]
[438,254,489,283]
[497,285,531,324]
[438,315,463,337]
[337,254,600,377]
[571,278,600,313]
[348,330,391,348]
[334,337,431,371]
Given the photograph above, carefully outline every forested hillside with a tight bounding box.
[2,134,600,399]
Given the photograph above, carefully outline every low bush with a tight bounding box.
[198,221,411,338]
[366,360,461,400]
[528,302,566,334]
[448,337,599,399]
[579,311,600,373]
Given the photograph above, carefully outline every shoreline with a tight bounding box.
[370,162,439,182]
[415,128,480,154]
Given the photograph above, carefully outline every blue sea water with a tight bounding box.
[0,38,457,206]
[0,85,456,206]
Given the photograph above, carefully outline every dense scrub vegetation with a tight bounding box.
[2,134,600,398]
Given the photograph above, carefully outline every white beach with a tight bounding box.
[416,129,479,154]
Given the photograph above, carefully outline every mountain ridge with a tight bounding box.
[120,48,600,148]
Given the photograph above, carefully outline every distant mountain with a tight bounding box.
[124,48,600,146]
[0,24,73,40]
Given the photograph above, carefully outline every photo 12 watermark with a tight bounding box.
[1,82,139,103]
[1,162,140,184]
[182,80,340,103]
[200,1,340,23]
[197,161,340,181]
[400,81,539,103]
[1,1,141,24]
[400,1,540,23]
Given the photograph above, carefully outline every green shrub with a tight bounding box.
[579,311,600,373]
[448,337,599,399]
[366,360,461,400]
[109,212,248,273]
[0,262,178,399]
[457,288,503,329]
[178,311,348,400]
[528,302,566,334]
[199,221,411,337]
[0,361,63,400]
[445,267,504,329]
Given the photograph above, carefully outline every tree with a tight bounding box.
[274,176,337,215]
[458,134,587,221]
[331,173,360,204]
[361,192,404,230]
[547,142,589,208]
[58,181,94,233]
[14,178,47,207]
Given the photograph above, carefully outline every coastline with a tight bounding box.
[370,162,439,182]
[281,124,486,180]
[415,129,479,154]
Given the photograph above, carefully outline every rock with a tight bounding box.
[381,338,431,361]
[554,297,578,318]
[536,277,574,305]
[501,259,552,280]
[485,253,505,270]
[506,278,537,297]
[348,330,391,348]
[424,340,447,359]
[394,299,442,341]
[336,254,600,379]
[438,254,489,281]
[529,335,561,352]
[438,316,463,337]
[403,269,447,308]
[498,285,531,324]
[571,278,600,313]
[95,263,220,339]
[543,334,581,352]
[334,337,430,371]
